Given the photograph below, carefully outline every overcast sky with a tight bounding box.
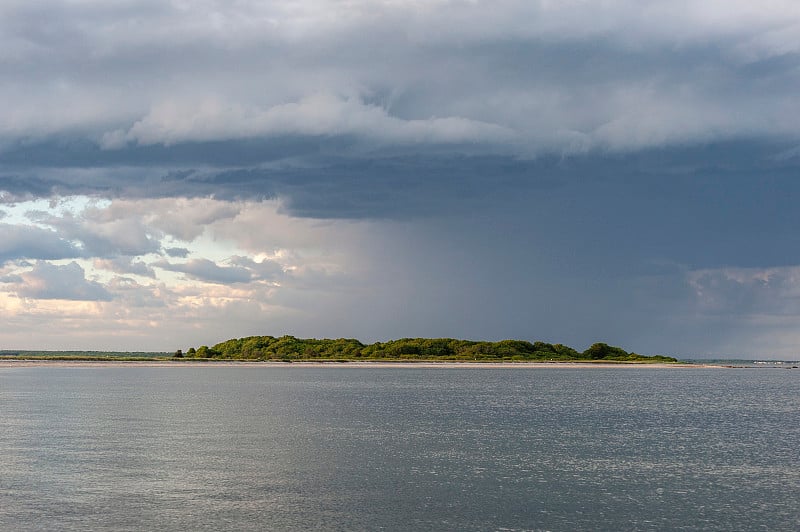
[2,1,800,358]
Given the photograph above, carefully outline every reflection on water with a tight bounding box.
[1,367,799,530]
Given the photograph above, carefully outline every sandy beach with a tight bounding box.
[0,359,714,369]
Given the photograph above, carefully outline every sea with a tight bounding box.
[1,365,798,531]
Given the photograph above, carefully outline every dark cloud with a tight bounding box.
[2,1,800,356]
[94,257,156,279]
[1,2,799,154]
[155,258,256,284]
[1,0,798,237]
[154,256,283,285]
[0,223,84,264]
[165,247,190,258]
[4,139,800,274]
[0,173,68,201]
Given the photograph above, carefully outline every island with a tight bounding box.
[177,336,678,363]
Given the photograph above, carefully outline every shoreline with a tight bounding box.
[0,359,720,369]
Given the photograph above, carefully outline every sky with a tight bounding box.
[2,1,800,358]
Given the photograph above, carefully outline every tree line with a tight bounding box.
[175,336,678,363]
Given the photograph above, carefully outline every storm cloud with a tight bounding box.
[1,1,799,356]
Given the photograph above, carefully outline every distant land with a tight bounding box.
[175,336,679,363]
[0,338,679,363]
[0,351,169,361]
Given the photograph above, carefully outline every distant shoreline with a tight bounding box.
[0,359,721,369]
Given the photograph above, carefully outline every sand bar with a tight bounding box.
[0,359,718,369]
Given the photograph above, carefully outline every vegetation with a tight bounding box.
[181,336,678,363]
[0,340,678,364]
[0,350,170,361]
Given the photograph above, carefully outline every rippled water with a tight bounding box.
[1,366,799,531]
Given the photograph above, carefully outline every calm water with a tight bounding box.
[1,366,798,531]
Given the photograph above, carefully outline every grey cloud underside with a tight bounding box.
[27,208,161,257]
[3,139,800,271]
[15,261,113,301]
[155,259,252,284]
[3,1,800,151]
[164,247,190,258]
[2,0,800,236]
[4,1,800,356]
[95,257,156,279]
[154,257,282,285]
[0,223,84,263]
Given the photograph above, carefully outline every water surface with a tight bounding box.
[1,366,798,530]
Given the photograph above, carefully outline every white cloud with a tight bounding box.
[0,195,389,349]
[228,255,285,280]
[15,261,113,301]
[688,266,800,315]
[84,197,241,241]
[101,93,515,149]
[1,1,798,153]
[34,212,161,258]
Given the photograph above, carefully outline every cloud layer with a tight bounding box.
[2,0,800,156]
[1,1,800,357]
